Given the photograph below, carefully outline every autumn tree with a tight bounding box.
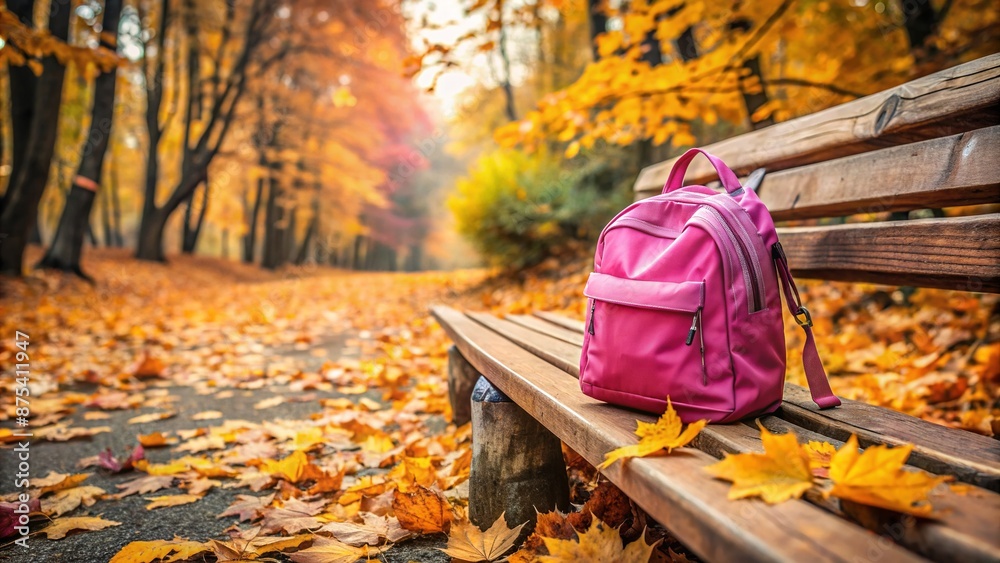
[38,0,125,277]
[495,0,1000,155]
[0,0,72,275]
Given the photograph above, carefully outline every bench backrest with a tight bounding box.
[633,54,1000,293]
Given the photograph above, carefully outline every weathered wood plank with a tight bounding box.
[780,384,1000,492]
[777,214,1000,292]
[468,312,582,376]
[533,311,585,333]
[448,345,479,426]
[758,126,1000,221]
[431,306,925,563]
[634,54,1000,196]
[506,314,585,346]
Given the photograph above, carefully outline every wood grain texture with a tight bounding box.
[777,214,1000,292]
[468,312,582,376]
[780,384,1000,492]
[634,54,1000,195]
[757,126,1000,221]
[533,311,586,332]
[431,306,924,563]
[506,314,585,346]
[448,345,479,426]
[469,375,570,533]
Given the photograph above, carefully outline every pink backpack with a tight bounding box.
[579,149,840,423]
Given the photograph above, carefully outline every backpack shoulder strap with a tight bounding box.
[772,243,841,409]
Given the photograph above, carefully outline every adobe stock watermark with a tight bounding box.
[10,331,33,549]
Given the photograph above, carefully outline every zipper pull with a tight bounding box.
[685,310,699,346]
[588,300,596,335]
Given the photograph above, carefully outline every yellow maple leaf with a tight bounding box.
[705,428,813,504]
[803,440,836,477]
[599,398,707,469]
[827,435,946,518]
[109,538,208,563]
[260,450,310,483]
[135,456,213,476]
[144,493,204,510]
[539,517,658,563]
[440,512,526,562]
[42,516,121,539]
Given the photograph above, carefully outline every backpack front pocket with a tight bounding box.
[581,273,729,413]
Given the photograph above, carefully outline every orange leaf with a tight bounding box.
[392,485,451,534]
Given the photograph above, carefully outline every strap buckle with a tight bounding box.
[794,306,813,328]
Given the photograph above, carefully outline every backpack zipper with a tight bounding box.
[588,299,596,335]
[655,192,766,314]
[684,307,707,385]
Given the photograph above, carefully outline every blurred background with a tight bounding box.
[0,0,997,276]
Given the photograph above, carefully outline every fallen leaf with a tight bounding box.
[127,350,167,378]
[599,398,706,469]
[289,537,386,563]
[112,475,175,499]
[39,425,113,441]
[44,486,106,517]
[827,435,946,517]
[538,517,658,563]
[127,412,176,425]
[192,410,223,420]
[42,516,121,539]
[0,498,41,538]
[217,493,275,521]
[137,432,175,447]
[37,472,91,495]
[705,428,814,504]
[803,440,836,478]
[260,450,311,483]
[145,494,204,510]
[99,445,145,473]
[440,512,526,562]
[109,538,209,563]
[259,497,327,534]
[392,485,451,534]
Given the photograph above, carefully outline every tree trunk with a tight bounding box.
[295,211,317,265]
[136,208,168,262]
[740,55,775,130]
[283,207,297,264]
[243,177,265,263]
[221,227,229,258]
[39,0,124,276]
[2,0,36,216]
[352,235,365,270]
[136,0,171,261]
[261,177,284,269]
[587,0,608,60]
[0,0,71,276]
[497,20,517,122]
[110,160,123,247]
[101,188,114,247]
[181,180,209,254]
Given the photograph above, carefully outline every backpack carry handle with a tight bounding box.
[662,148,743,194]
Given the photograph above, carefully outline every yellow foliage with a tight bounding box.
[705,428,814,504]
[600,398,707,469]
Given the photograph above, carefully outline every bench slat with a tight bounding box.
[634,54,1000,195]
[533,311,586,333]
[505,314,584,346]
[759,126,1000,221]
[468,312,582,375]
[432,306,925,563]
[506,311,1000,489]
[777,213,1000,292]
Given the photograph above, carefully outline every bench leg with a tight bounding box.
[470,375,570,534]
[448,345,478,426]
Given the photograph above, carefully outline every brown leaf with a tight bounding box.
[392,485,451,534]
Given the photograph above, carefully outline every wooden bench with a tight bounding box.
[433,54,1000,563]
